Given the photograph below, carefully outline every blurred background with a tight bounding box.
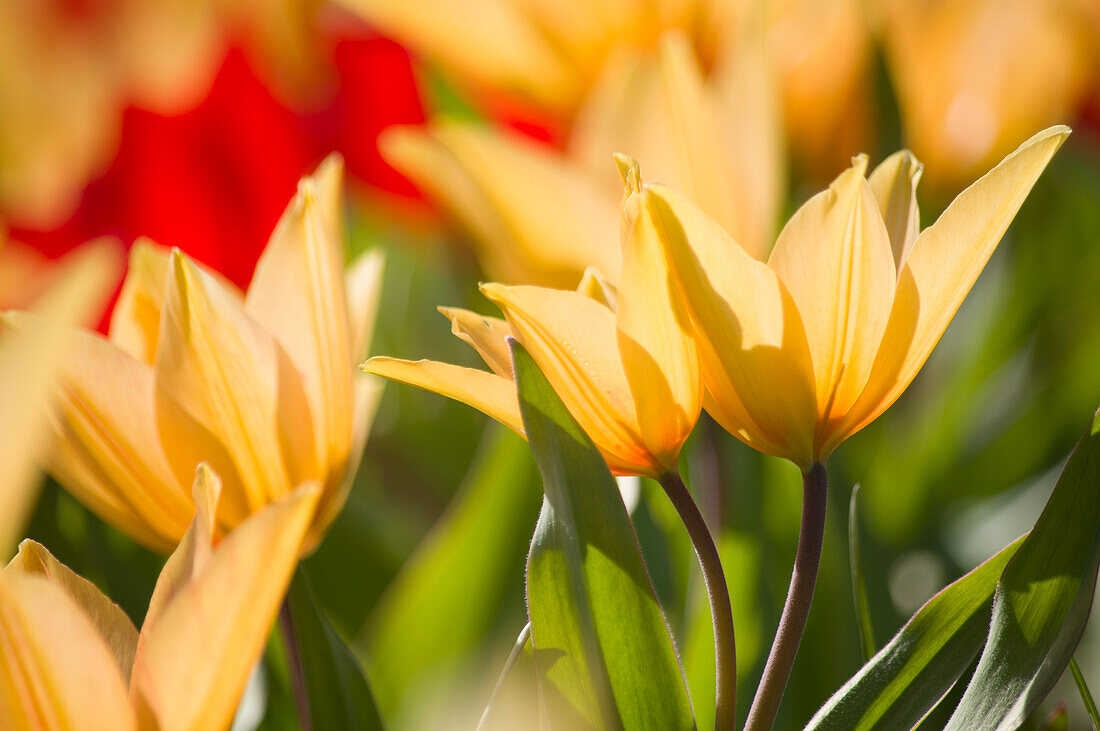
[4,0,1100,728]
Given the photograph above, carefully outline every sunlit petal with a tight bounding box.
[867,151,923,270]
[438,307,514,378]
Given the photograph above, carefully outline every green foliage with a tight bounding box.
[513,341,696,730]
[848,484,876,662]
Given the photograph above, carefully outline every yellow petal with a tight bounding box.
[646,184,817,467]
[768,157,896,447]
[334,0,579,110]
[480,282,658,474]
[246,156,353,493]
[867,151,923,270]
[156,250,318,513]
[361,357,524,437]
[5,540,138,682]
[129,484,319,731]
[438,306,514,378]
[346,249,386,364]
[576,266,618,310]
[830,126,1070,452]
[615,159,701,469]
[0,573,136,730]
[0,241,119,556]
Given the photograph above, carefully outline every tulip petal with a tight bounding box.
[346,249,386,364]
[832,126,1070,451]
[156,250,317,513]
[576,266,618,310]
[480,283,657,474]
[4,540,138,682]
[246,156,354,490]
[0,573,135,730]
[868,151,923,270]
[361,357,525,437]
[0,241,118,555]
[646,184,817,467]
[768,157,896,446]
[438,306,514,378]
[615,159,701,469]
[129,484,320,731]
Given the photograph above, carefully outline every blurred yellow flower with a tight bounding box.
[364,157,702,477]
[382,28,783,287]
[881,0,1098,185]
[0,464,319,731]
[10,157,384,554]
[648,126,1068,469]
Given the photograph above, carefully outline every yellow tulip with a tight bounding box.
[364,157,702,477]
[9,156,384,554]
[0,464,319,731]
[881,0,1097,185]
[0,242,120,555]
[381,28,783,287]
[647,126,1069,469]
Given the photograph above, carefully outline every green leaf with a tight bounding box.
[361,428,541,720]
[512,341,696,730]
[285,569,385,731]
[1069,658,1100,729]
[806,536,1023,730]
[848,484,876,662]
[945,407,1100,730]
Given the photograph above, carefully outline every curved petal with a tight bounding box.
[768,157,896,449]
[867,151,923,270]
[346,249,386,364]
[646,183,817,467]
[438,306,514,378]
[129,484,319,731]
[4,540,138,682]
[361,357,524,437]
[831,126,1070,453]
[0,574,135,730]
[576,266,618,310]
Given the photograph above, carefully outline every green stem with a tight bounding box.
[278,599,312,731]
[1070,658,1100,729]
[658,471,736,731]
[744,462,828,731]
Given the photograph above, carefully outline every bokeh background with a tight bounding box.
[4,0,1100,728]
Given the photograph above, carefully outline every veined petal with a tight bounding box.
[129,484,319,731]
[438,307,514,378]
[156,250,318,513]
[868,151,923,270]
[615,158,701,469]
[830,126,1070,453]
[480,283,658,474]
[646,184,817,467]
[246,156,354,492]
[361,357,524,437]
[0,574,136,730]
[0,241,118,555]
[768,157,896,447]
[4,540,138,682]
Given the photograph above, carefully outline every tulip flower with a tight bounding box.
[365,155,700,477]
[9,157,384,554]
[0,464,319,730]
[382,28,783,287]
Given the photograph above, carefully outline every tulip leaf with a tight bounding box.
[511,341,696,730]
[285,569,385,731]
[848,484,877,662]
[1070,658,1100,729]
[944,407,1100,730]
[807,535,1022,730]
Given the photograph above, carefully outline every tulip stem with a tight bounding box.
[658,470,736,731]
[278,600,313,731]
[744,462,828,731]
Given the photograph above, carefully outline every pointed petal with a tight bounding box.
[156,250,317,514]
[614,159,701,468]
[576,266,618,310]
[361,357,524,437]
[246,156,354,492]
[346,249,386,363]
[868,151,923,270]
[129,484,319,731]
[830,126,1070,452]
[0,574,135,730]
[768,157,896,447]
[5,540,138,682]
[0,241,120,555]
[438,306,514,378]
[646,184,817,467]
[480,283,658,474]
